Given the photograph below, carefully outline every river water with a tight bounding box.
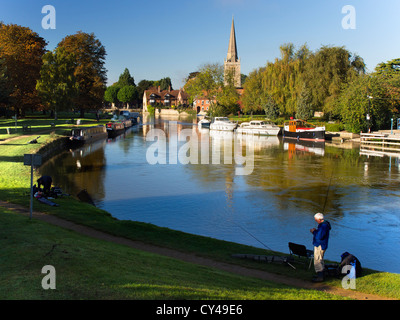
[40,116,400,273]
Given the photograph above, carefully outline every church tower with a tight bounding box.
[224,17,241,88]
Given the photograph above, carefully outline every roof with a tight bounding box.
[144,87,188,100]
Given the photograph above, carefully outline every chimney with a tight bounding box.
[158,86,161,93]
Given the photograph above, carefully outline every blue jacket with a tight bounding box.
[312,220,331,250]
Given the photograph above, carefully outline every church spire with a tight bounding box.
[226,16,238,62]
[224,16,241,88]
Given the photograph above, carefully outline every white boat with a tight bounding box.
[236,120,281,136]
[210,117,238,131]
[198,117,211,129]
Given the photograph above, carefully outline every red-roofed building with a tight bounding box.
[143,87,189,112]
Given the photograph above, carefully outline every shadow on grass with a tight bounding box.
[0,155,26,162]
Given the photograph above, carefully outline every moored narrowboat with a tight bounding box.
[122,119,133,129]
[69,125,108,146]
[106,121,125,138]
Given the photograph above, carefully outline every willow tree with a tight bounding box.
[261,43,309,116]
[303,46,365,116]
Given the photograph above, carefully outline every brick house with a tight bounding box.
[193,96,216,113]
[192,88,244,114]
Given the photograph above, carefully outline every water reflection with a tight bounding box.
[41,140,107,204]
[284,139,325,157]
[39,116,400,273]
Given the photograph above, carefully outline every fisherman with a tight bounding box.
[310,212,331,282]
[37,175,52,194]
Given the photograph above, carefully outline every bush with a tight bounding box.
[147,105,155,115]
[335,75,392,133]
[325,123,345,132]
[273,117,286,125]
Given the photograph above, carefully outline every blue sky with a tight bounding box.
[1,0,400,89]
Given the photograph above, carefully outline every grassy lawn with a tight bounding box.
[0,115,399,300]
[0,207,343,300]
[0,111,112,140]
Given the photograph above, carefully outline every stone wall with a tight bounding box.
[36,136,69,163]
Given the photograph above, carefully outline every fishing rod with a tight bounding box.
[321,157,339,214]
[231,167,337,254]
[321,165,336,214]
[223,156,339,266]
[230,169,337,251]
[225,207,282,255]
[230,219,275,253]
[227,216,296,269]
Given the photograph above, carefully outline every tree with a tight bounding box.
[240,74,248,86]
[0,23,47,115]
[215,70,240,116]
[375,58,400,75]
[249,43,365,118]
[118,68,135,87]
[262,43,309,116]
[303,46,365,116]
[57,31,107,117]
[159,77,173,91]
[104,85,120,106]
[296,84,314,120]
[263,95,280,119]
[0,57,10,105]
[374,58,400,115]
[241,67,265,114]
[117,85,138,108]
[36,47,78,119]
[335,75,391,133]
[184,63,224,115]
[137,80,154,101]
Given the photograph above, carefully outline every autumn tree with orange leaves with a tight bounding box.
[0,23,47,115]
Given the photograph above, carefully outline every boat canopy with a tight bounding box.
[72,126,104,136]
[249,121,266,125]
[214,117,230,121]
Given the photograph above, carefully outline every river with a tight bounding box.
[39,116,400,273]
